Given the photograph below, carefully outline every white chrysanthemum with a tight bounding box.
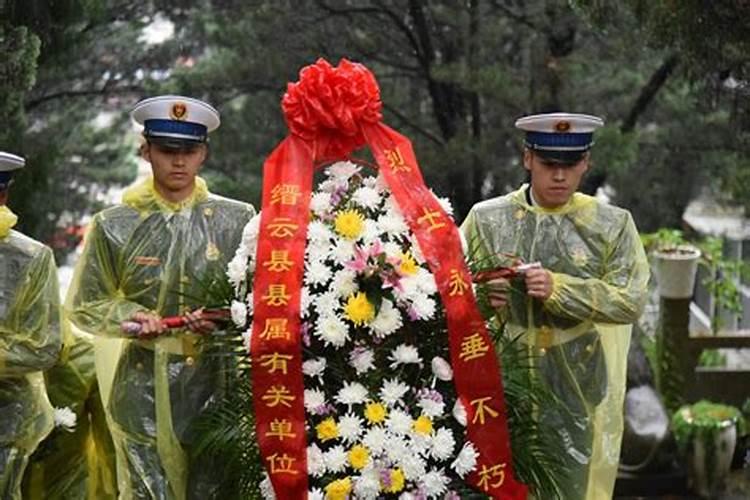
[349,346,376,374]
[314,291,340,316]
[363,426,389,455]
[300,287,312,318]
[389,344,422,369]
[230,300,247,328]
[331,239,356,265]
[310,191,333,217]
[398,493,417,500]
[410,235,426,263]
[324,445,348,473]
[436,195,454,217]
[377,210,409,237]
[241,213,261,246]
[337,413,364,444]
[331,269,358,297]
[308,487,325,500]
[398,450,427,480]
[259,473,276,500]
[382,241,403,258]
[362,175,379,189]
[386,409,413,436]
[53,407,77,431]
[307,220,333,243]
[328,160,361,181]
[430,427,456,461]
[370,299,402,338]
[304,259,333,287]
[420,468,450,497]
[410,294,436,320]
[317,178,338,194]
[353,468,382,499]
[308,444,326,477]
[394,275,421,302]
[415,268,438,295]
[418,397,445,419]
[246,291,254,315]
[226,253,248,290]
[451,442,479,478]
[314,314,349,347]
[381,193,401,214]
[452,399,467,426]
[241,327,253,352]
[360,219,381,244]
[335,381,368,406]
[302,357,327,380]
[305,239,330,264]
[304,388,326,413]
[380,378,410,408]
[431,356,453,381]
[384,435,410,463]
[352,186,382,210]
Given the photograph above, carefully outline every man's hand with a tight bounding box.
[524,268,553,300]
[130,311,165,339]
[184,308,217,335]
[485,277,510,309]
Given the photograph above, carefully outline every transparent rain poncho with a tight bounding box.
[0,231,63,500]
[66,177,255,500]
[462,185,650,500]
[23,328,117,500]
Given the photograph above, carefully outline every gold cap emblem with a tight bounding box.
[554,120,571,132]
[170,102,188,120]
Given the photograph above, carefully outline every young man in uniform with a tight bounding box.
[462,113,650,499]
[66,96,255,499]
[0,152,63,500]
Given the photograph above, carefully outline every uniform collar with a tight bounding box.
[122,176,209,213]
[517,184,582,215]
[0,205,18,239]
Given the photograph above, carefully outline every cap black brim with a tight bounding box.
[147,137,205,151]
[532,149,587,165]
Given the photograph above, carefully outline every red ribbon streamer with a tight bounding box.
[251,59,527,499]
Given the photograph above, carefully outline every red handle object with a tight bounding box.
[120,309,230,336]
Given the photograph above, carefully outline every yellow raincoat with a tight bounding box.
[0,228,62,500]
[22,328,117,500]
[66,177,254,500]
[462,185,649,500]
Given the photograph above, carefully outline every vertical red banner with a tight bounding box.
[251,136,313,498]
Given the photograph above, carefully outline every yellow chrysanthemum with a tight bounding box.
[334,209,365,240]
[348,444,370,470]
[344,292,375,326]
[413,415,433,436]
[383,468,405,493]
[364,402,387,424]
[325,477,352,500]
[316,417,339,442]
[398,251,418,276]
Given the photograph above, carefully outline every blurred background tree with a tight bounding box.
[1,0,749,258]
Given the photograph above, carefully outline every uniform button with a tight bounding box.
[136,362,144,370]
[539,348,546,356]
[185,356,195,366]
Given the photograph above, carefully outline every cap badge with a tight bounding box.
[554,120,571,132]
[170,102,188,121]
